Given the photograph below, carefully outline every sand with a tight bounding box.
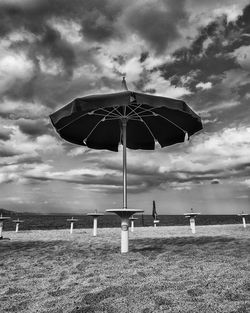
[0,224,249,313]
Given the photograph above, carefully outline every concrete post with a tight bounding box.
[70,222,74,234]
[93,217,98,236]
[121,217,129,253]
[190,217,196,234]
[242,217,246,228]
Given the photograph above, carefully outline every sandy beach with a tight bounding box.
[0,224,249,313]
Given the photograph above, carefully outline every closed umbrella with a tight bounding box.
[50,78,202,252]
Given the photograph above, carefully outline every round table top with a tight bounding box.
[87,212,104,217]
[106,209,143,218]
[184,213,201,217]
[129,217,138,220]
[13,219,24,223]
[0,216,11,221]
[67,218,78,222]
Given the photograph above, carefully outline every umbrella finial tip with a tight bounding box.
[121,76,128,91]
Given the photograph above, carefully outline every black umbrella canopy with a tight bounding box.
[50,90,202,152]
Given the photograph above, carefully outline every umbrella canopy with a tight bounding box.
[50,86,202,211]
[50,90,202,152]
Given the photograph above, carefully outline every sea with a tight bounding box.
[1,212,246,232]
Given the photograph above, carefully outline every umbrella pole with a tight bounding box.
[121,118,129,253]
[122,118,127,210]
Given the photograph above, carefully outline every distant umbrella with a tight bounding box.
[152,200,158,220]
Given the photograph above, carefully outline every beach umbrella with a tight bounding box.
[152,200,159,227]
[50,78,202,252]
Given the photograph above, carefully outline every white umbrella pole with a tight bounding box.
[70,222,74,234]
[121,118,129,253]
[93,217,98,236]
[242,217,246,228]
[0,222,3,237]
[16,223,19,232]
[190,217,196,234]
[122,118,127,210]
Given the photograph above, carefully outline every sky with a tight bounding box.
[0,0,250,215]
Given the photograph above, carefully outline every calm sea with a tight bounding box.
[1,214,246,231]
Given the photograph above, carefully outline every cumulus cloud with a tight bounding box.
[0,126,13,141]
[16,118,51,138]
[196,82,212,90]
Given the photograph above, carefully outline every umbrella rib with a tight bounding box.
[128,114,155,119]
[83,106,122,142]
[128,103,158,116]
[141,120,157,142]
[128,110,157,142]
[156,114,186,134]
[97,107,123,117]
[90,113,119,118]
[57,106,122,131]
[128,104,187,134]
[126,103,144,117]
[83,119,104,143]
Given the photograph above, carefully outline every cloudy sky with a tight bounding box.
[0,0,250,215]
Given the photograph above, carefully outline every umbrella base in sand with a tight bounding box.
[106,209,143,253]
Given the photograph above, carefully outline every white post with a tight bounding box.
[121,217,129,253]
[0,221,3,237]
[190,217,196,234]
[16,223,19,232]
[131,220,134,232]
[93,217,98,236]
[70,222,74,234]
[242,217,246,228]
[154,221,157,227]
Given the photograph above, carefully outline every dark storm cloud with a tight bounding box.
[157,4,250,90]
[16,119,51,138]
[157,18,237,91]
[0,155,43,167]
[125,0,188,54]
[22,150,250,193]
[140,52,149,63]
[0,147,20,157]
[0,0,118,37]
[0,128,13,141]
[14,155,43,165]
[0,0,121,104]
[0,1,80,73]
